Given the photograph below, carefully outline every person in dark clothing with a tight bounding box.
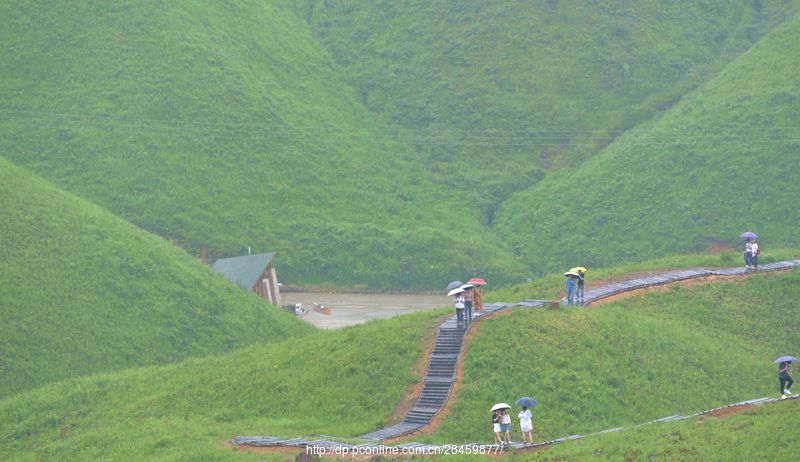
[779,361,794,398]
[576,270,585,301]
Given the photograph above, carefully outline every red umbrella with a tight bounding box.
[468,277,487,285]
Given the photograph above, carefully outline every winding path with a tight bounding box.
[233,260,799,452]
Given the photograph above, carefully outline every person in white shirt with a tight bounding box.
[744,239,753,269]
[518,406,533,443]
[500,409,512,444]
[751,240,759,270]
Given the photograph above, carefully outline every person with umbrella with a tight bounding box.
[492,409,503,446]
[751,239,760,270]
[570,267,587,302]
[449,287,466,325]
[461,284,475,325]
[776,356,795,398]
[741,232,757,269]
[516,397,536,443]
[565,273,577,305]
[490,403,510,446]
[468,278,486,313]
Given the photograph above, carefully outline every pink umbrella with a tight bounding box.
[467,277,487,285]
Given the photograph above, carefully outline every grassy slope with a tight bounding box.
[533,398,800,461]
[484,248,800,303]
[0,157,313,398]
[0,310,443,461]
[1,265,798,460]
[494,12,800,276]
[301,0,797,223]
[425,269,800,445]
[0,1,526,290]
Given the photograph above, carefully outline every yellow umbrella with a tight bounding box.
[569,266,587,273]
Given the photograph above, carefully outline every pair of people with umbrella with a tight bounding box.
[491,397,536,446]
[564,267,587,305]
[741,231,760,270]
[447,278,486,325]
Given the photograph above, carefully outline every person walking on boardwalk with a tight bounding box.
[565,274,575,305]
[751,240,760,270]
[779,360,794,398]
[453,292,466,325]
[744,239,753,269]
[492,410,503,446]
[473,284,483,313]
[462,285,474,325]
[518,406,533,443]
[500,409,512,445]
[576,270,585,301]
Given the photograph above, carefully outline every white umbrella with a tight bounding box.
[490,402,511,412]
[448,287,465,296]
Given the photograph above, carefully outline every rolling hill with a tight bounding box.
[2,2,799,289]
[0,157,313,398]
[0,0,526,290]
[301,0,798,222]
[494,11,800,275]
[1,265,797,460]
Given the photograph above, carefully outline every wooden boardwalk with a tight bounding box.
[233,260,800,451]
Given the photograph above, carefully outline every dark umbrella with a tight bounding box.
[740,231,758,239]
[774,356,798,364]
[446,280,464,291]
[515,397,538,408]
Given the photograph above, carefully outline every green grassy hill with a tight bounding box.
[494,12,800,275]
[0,310,444,461]
[0,1,526,290]
[301,0,797,223]
[0,157,313,398]
[427,269,800,444]
[1,265,797,460]
[3,2,799,290]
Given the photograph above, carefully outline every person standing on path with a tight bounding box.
[492,411,503,446]
[779,361,794,398]
[453,292,466,325]
[473,285,483,313]
[518,406,533,443]
[744,239,753,269]
[462,286,474,325]
[500,409,512,445]
[576,270,585,302]
[565,275,575,305]
[751,240,760,270]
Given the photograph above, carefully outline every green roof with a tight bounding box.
[212,252,276,291]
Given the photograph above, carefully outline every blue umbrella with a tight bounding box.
[740,231,758,239]
[515,397,538,408]
[774,356,798,364]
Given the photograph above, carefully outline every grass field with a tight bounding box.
[494,12,800,276]
[0,157,313,398]
[0,310,443,461]
[1,266,797,460]
[2,2,799,289]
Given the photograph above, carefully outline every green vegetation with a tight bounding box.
[533,398,800,461]
[426,269,800,445]
[0,0,526,290]
[0,310,443,461]
[0,157,313,398]
[495,13,800,276]
[2,267,798,460]
[303,0,797,223]
[486,248,800,302]
[2,2,799,289]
